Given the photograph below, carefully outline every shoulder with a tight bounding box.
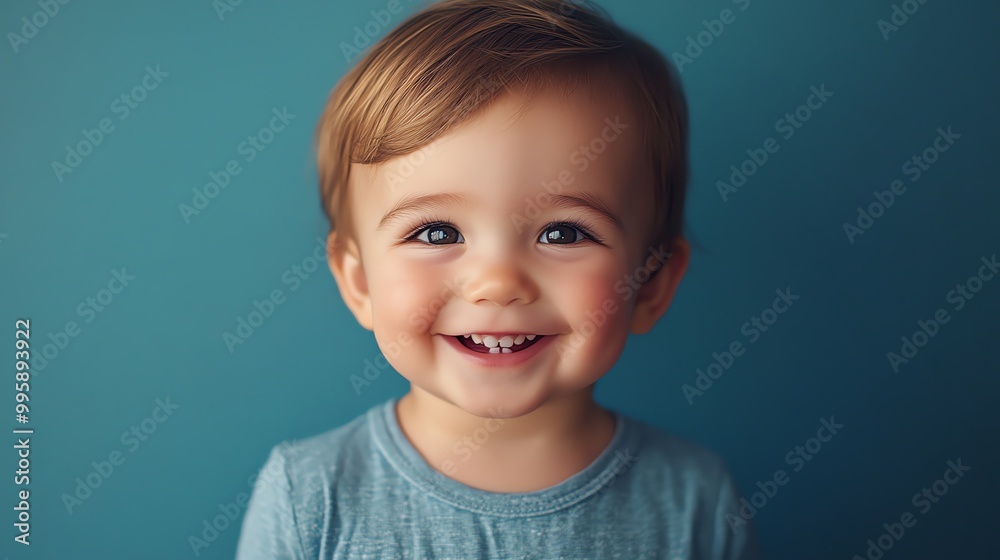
[253,408,373,499]
[626,415,734,492]
[237,407,379,559]
[267,407,376,491]
[620,415,763,560]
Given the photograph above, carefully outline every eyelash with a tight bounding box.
[401,216,604,245]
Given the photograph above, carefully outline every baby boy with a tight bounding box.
[237,0,762,558]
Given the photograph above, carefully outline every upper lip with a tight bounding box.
[442,332,548,337]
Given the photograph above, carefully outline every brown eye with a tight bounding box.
[539,223,584,244]
[415,224,464,245]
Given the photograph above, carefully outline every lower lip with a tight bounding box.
[442,335,555,368]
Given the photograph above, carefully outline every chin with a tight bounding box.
[446,389,550,420]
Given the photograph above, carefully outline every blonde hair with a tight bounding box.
[315,0,688,252]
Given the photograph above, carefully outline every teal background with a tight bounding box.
[2,0,998,558]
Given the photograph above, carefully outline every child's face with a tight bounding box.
[329,84,688,419]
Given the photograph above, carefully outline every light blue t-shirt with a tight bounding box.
[236,398,762,559]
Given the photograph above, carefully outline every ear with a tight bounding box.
[629,237,690,335]
[326,230,374,331]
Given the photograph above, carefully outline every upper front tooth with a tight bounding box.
[482,335,499,348]
[514,335,526,345]
[471,334,483,344]
[526,334,536,341]
[499,336,514,348]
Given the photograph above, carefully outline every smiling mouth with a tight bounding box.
[454,334,545,354]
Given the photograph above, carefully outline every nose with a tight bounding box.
[461,257,540,306]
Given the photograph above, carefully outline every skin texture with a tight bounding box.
[326,83,690,492]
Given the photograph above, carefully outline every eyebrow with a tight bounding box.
[376,191,624,231]
[377,193,474,231]
[546,193,624,231]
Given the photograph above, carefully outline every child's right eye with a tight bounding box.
[407,222,465,245]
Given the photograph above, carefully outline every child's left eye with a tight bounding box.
[538,222,600,245]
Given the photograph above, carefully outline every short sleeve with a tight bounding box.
[236,444,308,560]
[711,468,764,560]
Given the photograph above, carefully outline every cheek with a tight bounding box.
[551,255,633,343]
[369,258,450,336]
[368,264,442,378]
[559,250,630,308]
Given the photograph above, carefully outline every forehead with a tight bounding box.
[349,81,648,223]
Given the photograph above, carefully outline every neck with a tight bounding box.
[395,386,617,492]
[400,385,604,443]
